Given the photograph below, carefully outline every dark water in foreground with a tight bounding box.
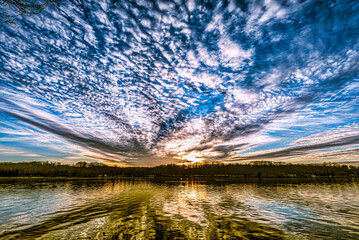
[0,180,358,240]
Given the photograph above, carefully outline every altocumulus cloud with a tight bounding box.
[0,0,359,166]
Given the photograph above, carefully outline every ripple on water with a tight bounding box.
[0,181,358,239]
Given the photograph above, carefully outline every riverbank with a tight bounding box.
[1,161,358,184]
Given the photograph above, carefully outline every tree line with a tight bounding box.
[0,161,358,179]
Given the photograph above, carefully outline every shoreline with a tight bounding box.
[1,175,357,184]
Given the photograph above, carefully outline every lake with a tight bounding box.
[0,180,358,239]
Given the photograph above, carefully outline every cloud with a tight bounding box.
[0,98,148,164]
[0,0,358,165]
[234,134,359,161]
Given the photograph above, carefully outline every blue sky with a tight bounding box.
[0,0,359,166]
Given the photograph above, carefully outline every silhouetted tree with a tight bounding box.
[0,0,56,25]
[0,161,358,181]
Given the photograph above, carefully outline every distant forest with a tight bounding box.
[0,161,358,180]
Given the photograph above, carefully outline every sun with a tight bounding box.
[176,151,204,164]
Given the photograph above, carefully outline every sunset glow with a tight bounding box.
[0,0,358,166]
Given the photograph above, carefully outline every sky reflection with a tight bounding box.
[1,181,358,239]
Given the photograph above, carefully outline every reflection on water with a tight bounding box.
[0,180,358,239]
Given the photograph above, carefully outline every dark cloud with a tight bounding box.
[0,98,148,163]
[234,135,359,161]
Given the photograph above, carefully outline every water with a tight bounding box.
[0,180,358,240]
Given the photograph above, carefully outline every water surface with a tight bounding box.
[0,180,358,239]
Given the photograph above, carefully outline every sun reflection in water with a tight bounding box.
[1,181,358,239]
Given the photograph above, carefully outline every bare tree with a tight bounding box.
[0,0,56,25]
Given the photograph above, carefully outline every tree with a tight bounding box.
[0,0,56,25]
[75,162,88,168]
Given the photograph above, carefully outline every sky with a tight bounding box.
[0,0,358,166]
